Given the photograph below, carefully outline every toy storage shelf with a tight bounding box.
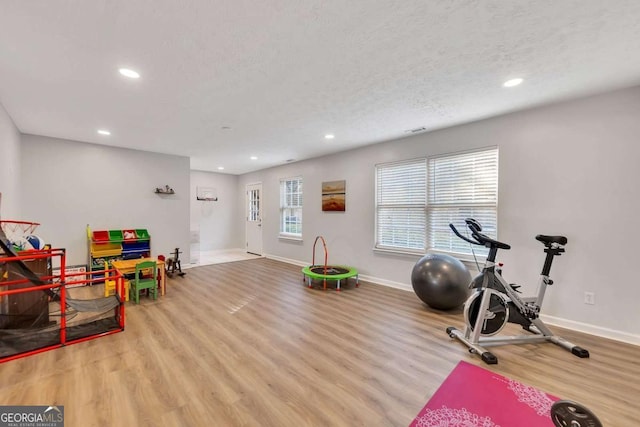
[87,226,151,273]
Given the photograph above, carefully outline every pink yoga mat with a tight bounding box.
[410,361,559,426]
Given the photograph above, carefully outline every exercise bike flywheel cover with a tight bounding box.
[464,289,509,336]
[550,400,603,427]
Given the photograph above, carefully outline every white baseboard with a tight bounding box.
[197,247,247,254]
[264,253,308,267]
[264,254,414,291]
[541,314,640,346]
[358,274,413,292]
[265,254,639,347]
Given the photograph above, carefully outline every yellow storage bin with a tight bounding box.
[91,242,122,257]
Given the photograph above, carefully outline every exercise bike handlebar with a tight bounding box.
[449,223,481,246]
[449,221,511,250]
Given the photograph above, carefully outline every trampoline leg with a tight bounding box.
[356,275,359,288]
[336,279,341,292]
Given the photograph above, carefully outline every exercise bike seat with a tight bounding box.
[536,235,567,246]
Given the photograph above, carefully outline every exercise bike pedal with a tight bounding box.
[571,346,590,358]
[481,352,498,364]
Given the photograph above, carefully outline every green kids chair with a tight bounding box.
[130,260,158,304]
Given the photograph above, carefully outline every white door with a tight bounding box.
[246,183,263,255]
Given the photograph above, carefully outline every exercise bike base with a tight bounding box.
[446,325,589,365]
[447,326,500,364]
[481,352,497,365]
[571,346,590,358]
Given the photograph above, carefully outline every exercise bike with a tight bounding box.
[446,218,590,365]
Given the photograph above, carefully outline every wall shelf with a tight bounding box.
[155,185,175,195]
[196,186,217,201]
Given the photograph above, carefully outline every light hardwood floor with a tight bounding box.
[0,258,638,426]
[187,249,262,268]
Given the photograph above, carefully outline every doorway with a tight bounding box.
[246,183,263,255]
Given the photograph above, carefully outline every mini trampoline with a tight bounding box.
[302,236,359,292]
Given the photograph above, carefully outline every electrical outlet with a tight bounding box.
[584,292,595,305]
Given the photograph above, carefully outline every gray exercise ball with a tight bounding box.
[411,253,471,310]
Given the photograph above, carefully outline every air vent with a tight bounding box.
[407,127,427,134]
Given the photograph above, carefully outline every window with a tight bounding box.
[375,147,498,256]
[248,188,260,222]
[280,177,303,238]
[427,147,499,256]
[375,159,427,252]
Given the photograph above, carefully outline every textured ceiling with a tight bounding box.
[1,1,639,174]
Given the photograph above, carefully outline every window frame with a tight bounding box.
[374,147,499,258]
[279,176,303,239]
[374,158,427,254]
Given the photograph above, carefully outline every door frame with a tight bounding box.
[245,182,263,255]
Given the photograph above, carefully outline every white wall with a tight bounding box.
[0,102,21,218]
[237,86,640,342]
[190,170,241,252]
[20,135,190,267]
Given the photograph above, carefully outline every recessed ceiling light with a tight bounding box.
[221,126,231,130]
[250,156,258,160]
[325,134,335,139]
[503,78,523,88]
[217,166,224,170]
[119,68,140,79]
[97,129,111,136]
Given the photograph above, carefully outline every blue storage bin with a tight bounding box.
[122,241,150,257]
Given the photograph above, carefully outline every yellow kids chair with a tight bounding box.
[104,261,129,301]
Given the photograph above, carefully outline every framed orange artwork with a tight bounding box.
[322,180,346,212]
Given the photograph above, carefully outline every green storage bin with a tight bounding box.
[135,229,150,240]
[109,230,124,242]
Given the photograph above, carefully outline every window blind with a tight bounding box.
[280,177,303,237]
[427,148,498,256]
[375,159,427,251]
